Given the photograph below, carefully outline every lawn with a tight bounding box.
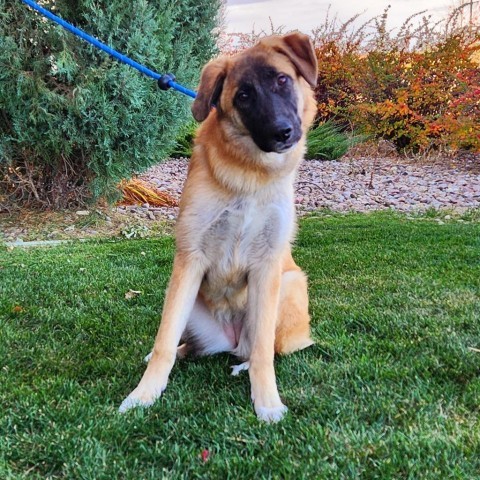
[1,212,479,479]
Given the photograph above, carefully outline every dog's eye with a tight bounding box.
[236,90,250,102]
[277,75,288,86]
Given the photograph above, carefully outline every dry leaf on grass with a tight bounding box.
[125,289,142,300]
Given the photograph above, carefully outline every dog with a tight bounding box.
[119,32,318,422]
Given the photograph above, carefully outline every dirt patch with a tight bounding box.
[0,206,175,243]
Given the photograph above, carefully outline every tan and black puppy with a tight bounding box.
[120,33,318,422]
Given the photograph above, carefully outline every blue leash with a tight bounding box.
[20,0,197,99]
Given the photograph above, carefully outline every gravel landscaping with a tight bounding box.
[131,156,480,219]
[2,156,478,245]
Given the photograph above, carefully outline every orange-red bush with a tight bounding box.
[314,34,480,152]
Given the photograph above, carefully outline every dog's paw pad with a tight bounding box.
[255,404,288,423]
[231,361,250,376]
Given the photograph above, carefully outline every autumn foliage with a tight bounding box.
[314,33,480,153]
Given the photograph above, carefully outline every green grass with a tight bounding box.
[1,212,479,479]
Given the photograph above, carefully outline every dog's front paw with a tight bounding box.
[251,386,288,422]
[118,382,165,413]
[254,402,288,423]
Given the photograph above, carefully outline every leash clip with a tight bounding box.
[158,73,176,91]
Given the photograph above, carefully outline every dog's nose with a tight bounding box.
[274,123,293,143]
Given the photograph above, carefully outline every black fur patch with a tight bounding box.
[232,60,301,153]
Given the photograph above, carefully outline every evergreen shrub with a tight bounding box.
[306,121,364,160]
[169,120,198,158]
[0,0,220,208]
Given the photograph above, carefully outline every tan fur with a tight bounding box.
[119,33,318,422]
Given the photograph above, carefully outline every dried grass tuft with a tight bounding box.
[118,178,178,207]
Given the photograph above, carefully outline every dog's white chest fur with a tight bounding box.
[194,182,295,315]
[203,189,292,263]
[205,199,286,263]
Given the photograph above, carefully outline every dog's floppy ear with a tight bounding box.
[191,58,228,122]
[270,33,318,87]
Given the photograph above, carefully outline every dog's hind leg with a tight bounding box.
[274,268,313,355]
[231,361,250,376]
